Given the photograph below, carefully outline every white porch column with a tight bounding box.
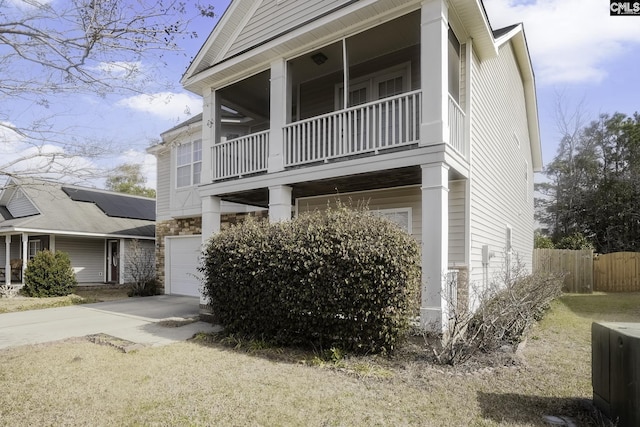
[268,58,288,173]
[201,195,222,242]
[119,238,126,285]
[4,235,10,285]
[421,163,449,330]
[21,233,28,285]
[420,0,449,146]
[201,87,216,184]
[268,185,292,222]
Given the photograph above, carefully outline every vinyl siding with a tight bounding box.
[56,237,105,283]
[449,180,466,265]
[7,189,38,218]
[296,185,465,264]
[156,150,171,219]
[225,0,349,59]
[468,42,535,289]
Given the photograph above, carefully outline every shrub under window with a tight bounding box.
[200,206,421,354]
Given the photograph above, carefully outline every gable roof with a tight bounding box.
[180,0,541,170]
[0,179,155,239]
[493,23,543,171]
[182,0,501,95]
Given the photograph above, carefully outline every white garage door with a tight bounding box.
[166,236,202,297]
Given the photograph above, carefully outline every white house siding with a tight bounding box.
[56,237,105,283]
[156,150,171,220]
[7,189,38,218]
[448,180,466,266]
[468,42,535,292]
[295,185,465,264]
[225,0,349,60]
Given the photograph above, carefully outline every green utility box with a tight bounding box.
[592,322,640,426]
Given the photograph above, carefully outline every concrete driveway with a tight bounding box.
[0,295,220,350]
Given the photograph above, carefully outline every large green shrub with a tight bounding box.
[22,250,77,297]
[200,206,421,354]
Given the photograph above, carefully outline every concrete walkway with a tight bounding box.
[0,295,221,350]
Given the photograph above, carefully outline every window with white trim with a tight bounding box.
[373,208,412,234]
[28,240,41,260]
[176,139,202,188]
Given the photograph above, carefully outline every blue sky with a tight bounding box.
[3,0,640,189]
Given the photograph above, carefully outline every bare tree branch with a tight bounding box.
[0,0,215,187]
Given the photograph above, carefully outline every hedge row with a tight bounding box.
[200,206,421,354]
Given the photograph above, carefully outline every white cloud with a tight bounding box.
[484,0,640,85]
[115,149,158,190]
[117,91,203,122]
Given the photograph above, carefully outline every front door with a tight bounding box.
[108,240,119,283]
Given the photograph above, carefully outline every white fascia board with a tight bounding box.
[450,0,497,59]
[498,25,542,171]
[198,145,449,197]
[160,119,203,143]
[6,228,155,240]
[182,0,419,94]
[181,0,242,85]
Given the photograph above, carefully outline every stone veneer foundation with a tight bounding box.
[155,211,268,293]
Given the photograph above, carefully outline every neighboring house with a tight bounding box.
[149,0,542,328]
[0,178,156,287]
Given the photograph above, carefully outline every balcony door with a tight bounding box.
[335,64,410,153]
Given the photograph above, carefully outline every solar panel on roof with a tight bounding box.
[62,187,155,221]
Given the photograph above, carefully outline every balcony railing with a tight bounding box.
[210,90,468,182]
[448,95,466,158]
[284,90,421,167]
[212,130,269,180]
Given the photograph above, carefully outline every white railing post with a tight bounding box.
[283,91,421,167]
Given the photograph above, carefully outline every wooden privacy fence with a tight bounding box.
[533,249,594,293]
[534,249,640,293]
[593,252,640,292]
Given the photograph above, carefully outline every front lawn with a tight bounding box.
[0,293,633,426]
[0,285,131,314]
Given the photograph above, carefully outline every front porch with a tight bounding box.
[203,4,470,185]
[198,161,469,330]
[0,234,47,287]
[212,91,467,181]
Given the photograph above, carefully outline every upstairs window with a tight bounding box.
[176,140,202,188]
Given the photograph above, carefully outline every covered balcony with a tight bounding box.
[209,9,467,182]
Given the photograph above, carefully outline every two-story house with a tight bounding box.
[149,0,542,328]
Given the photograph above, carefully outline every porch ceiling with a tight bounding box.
[219,166,422,208]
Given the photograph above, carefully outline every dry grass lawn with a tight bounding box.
[0,292,636,426]
[0,285,130,314]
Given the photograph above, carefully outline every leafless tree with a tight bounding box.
[0,0,214,189]
[124,239,156,296]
